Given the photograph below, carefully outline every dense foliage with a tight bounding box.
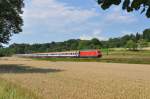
[0,38,102,55]
[0,0,24,46]
[0,29,150,57]
[101,29,150,49]
[97,0,150,18]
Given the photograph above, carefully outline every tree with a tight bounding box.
[143,28,150,41]
[78,40,91,50]
[90,38,102,49]
[137,39,148,50]
[0,0,24,44]
[107,38,122,48]
[135,32,141,41]
[120,34,131,46]
[97,0,150,18]
[125,39,138,50]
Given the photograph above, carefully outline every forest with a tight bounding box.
[0,28,150,57]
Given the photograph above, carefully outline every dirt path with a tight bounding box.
[0,57,150,99]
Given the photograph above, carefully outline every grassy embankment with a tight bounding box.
[0,78,38,99]
[101,49,150,64]
[33,49,150,64]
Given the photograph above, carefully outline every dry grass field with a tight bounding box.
[0,57,150,99]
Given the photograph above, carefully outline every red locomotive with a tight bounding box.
[79,50,102,58]
[18,49,102,58]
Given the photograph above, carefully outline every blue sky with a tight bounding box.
[10,0,150,44]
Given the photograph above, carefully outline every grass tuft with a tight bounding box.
[0,78,39,99]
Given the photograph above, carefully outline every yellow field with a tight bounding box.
[0,57,150,99]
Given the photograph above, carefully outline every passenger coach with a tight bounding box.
[17,50,102,58]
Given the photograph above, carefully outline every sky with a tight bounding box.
[10,0,150,44]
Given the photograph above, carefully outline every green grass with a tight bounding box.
[100,50,150,64]
[34,57,101,62]
[33,50,150,64]
[0,78,39,99]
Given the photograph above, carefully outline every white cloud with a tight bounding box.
[105,6,137,23]
[121,31,134,35]
[22,0,101,36]
[24,0,99,24]
[106,13,136,23]
[80,29,107,40]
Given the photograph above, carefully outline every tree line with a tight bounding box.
[103,28,150,48]
[0,28,150,57]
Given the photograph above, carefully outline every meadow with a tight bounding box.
[0,57,150,99]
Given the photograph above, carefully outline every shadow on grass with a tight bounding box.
[0,64,63,74]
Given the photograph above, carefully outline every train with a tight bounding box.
[17,50,102,58]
